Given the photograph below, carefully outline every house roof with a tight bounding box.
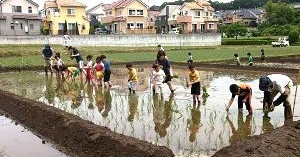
[87,3,104,13]
[180,2,203,10]
[0,0,39,7]
[104,0,147,11]
[158,5,181,16]
[218,9,262,20]
[56,0,86,8]
[45,1,58,8]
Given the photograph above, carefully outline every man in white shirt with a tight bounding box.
[259,74,293,119]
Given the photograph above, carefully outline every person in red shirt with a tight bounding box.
[226,84,253,115]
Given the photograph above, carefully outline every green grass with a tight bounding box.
[0,44,300,67]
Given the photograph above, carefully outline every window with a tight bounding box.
[210,12,213,16]
[20,23,23,29]
[127,23,134,29]
[10,23,14,29]
[30,24,34,29]
[137,10,143,15]
[59,23,64,30]
[129,9,136,16]
[185,11,188,15]
[195,11,201,17]
[209,24,214,29]
[12,6,22,13]
[68,23,76,30]
[136,23,143,29]
[206,12,209,16]
[67,9,75,15]
[150,18,153,22]
[28,6,32,13]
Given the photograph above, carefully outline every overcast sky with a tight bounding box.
[35,0,233,9]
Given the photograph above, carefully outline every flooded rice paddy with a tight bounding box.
[0,66,299,156]
[0,115,66,157]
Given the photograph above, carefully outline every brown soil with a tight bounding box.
[213,120,300,157]
[0,89,174,157]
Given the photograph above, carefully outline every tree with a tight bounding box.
[221,23,248,40]
[289,30,300,45]
[63,20,68,35]
[75,22,80,35]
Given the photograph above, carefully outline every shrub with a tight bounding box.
[288,30,300,45]
[222,40,270,45]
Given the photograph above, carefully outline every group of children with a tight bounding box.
[42,45,112,88]
[234,49,266,66]
[226,74,293,120]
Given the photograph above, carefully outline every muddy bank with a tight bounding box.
[0,89,174,157]
[213,121,300,157]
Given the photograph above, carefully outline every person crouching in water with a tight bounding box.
[101,55,112,88]
[93,56,105,87]
[53,53,67,79]
[151,64,165,94]
[126,63,138,94]
[187,64,201,105]
[247,53,253,66]
[259,74,293,120]
[226,84,253,115]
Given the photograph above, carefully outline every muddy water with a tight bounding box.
[0,115,66,157]
[0,67,299,157]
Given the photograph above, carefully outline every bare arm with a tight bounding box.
[226,98,234,111]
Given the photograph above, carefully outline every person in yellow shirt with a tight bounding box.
[126,63,138,94]
[187,64,201,105]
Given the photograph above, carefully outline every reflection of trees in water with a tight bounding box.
[102,90,112,118]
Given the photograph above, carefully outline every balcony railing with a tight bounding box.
[101,16,114,24]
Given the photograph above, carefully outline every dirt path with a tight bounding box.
[213,120,300,157]
[0,90,174,157]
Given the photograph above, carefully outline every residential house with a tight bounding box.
[43,0,90,35]
[86,3,105,27]
[157,0,218,34]
[177,1,218,33]
[102,0,150,34]
[0,0,41,35]
[217,9,266,27]
[148,10,160,29]
[156,5,181,33]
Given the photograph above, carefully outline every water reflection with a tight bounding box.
[226,113,252,144]
[153,94,174,138]
[0,69,299,156]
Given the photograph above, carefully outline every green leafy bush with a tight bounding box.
[288,30,300,45]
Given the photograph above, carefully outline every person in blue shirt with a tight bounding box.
[158,55,174,93]
[100,55,112,88]
[42,44,53,75]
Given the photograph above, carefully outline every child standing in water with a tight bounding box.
[187,64,201,105]
[126,63,138,93]
[93,56,105,87]
[151,64,165,94]
[101,55,112,88]
[234,53,241,66]
[247,53,253,66]
[85,55,94,84]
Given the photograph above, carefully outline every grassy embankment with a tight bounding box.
[0,44,299,67]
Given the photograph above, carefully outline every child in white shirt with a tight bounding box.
[151,64,165,94]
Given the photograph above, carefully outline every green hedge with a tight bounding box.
[222,40,270,45]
